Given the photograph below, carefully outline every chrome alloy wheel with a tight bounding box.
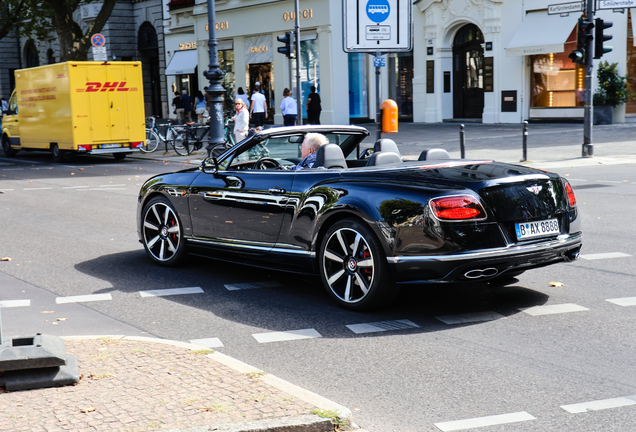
[143,201,182,262]
[322,227,375,304]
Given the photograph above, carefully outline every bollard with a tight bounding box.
[522,121,528,161]
[459,124,465,159]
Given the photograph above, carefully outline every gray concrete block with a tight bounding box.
[1,353,80,391]
[0,334,67,371]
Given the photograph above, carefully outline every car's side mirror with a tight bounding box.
[201,157,218,174]
[359,148,374,159]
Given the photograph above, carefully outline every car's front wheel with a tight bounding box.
[141,196,186,266]
[319,218,396,311]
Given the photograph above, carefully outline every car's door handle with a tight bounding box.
[268,187,286,195]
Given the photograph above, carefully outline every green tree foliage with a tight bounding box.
[593,61,631,107]
[0,0,54,41]
[44,0,118,61]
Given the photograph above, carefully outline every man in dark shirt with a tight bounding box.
[306,86,321,125]
[293,133,329,170]
[181,90,192,122]
[172,92,184,120]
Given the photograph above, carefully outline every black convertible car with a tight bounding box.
[137,125,582,310]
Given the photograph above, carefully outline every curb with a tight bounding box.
[61,335,357,432]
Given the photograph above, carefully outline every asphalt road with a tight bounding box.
[1,150,635,432]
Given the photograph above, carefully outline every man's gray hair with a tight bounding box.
[303,133,329,151]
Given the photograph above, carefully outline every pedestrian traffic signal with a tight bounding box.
[277,32,293,58]
[569,18,594,65]
[594,18,613,59]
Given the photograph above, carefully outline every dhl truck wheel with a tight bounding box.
[2,135,16,157]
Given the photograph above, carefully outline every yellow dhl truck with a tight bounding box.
[2,61,146,161]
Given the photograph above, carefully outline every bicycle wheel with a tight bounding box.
[209,142,233,159]
[141,129,160,153]
[173,130,194,156]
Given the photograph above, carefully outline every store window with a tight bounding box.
[348,53,368,118]
[388,53,413,119]
[294,38,319,119]
[219,49,235,114]
[530,27,582,108]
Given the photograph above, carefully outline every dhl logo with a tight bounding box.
[81,82,132,92]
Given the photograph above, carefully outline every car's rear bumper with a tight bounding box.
[388,232,582,283]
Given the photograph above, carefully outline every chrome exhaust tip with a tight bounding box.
[564,248,580,262]
[464,268,499,279]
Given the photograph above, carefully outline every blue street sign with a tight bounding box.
[373,56,386,67]
[91,34,106,48]
[366,0,390,23]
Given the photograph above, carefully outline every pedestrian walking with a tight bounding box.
[194,90,207,124]
[280,88,297,126]
[250,82,268,127]
[236,87,250,110]
[181,90,192,122]
[1,97,7,114]
[172,91,184,120]
[231,99,250,144]
[306,86,321,125]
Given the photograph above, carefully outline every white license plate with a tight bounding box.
[515,218,560,240]
[102,143,120,149]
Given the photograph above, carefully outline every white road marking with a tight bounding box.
[606,297,636,307]
[62,185,89,189]
[0,299,31,308]
[597,180,623,183]
[31,167,53,170]
[252,329,322,343]
[580,252,632,260]
[56,293,113,304]
[225,281,281,291]
[561,395,636,414]
[346,319,419,334]
[435,312,504,325]
[2,168,24,171]
[100,184,126,187]
[566,178,589,182]
[23,187,52,190]
[520,303,589,316]
[0,189,14,191]
[139,287,203,297]
[190,338,224,348]
[88,188,127,191]
[434,411,536,431]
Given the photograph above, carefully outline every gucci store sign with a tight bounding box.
[245,35,273,64]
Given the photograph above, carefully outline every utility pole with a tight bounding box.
[294,0,302,125]
[204,0,227,158]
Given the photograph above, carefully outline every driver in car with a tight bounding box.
[294,133,329,170]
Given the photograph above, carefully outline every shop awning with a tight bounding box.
[165,50,198,75]
[506,10,579,57]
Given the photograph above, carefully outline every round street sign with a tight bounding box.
[91,34,106,47]
[366,0,390,23]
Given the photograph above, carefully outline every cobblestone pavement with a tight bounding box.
[0,337,336,432]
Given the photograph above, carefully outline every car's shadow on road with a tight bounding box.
[75,250,549,338]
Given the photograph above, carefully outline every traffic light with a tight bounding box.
[594,18,613,59]
[277,31,293,58]
[569,18,594,65]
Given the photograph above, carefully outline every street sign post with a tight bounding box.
[547,1,584,15]
[343,0,412,52]
[597,0,636,9]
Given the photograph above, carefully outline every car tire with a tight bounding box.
[2,135,17,157]
[51,144,65,163]
[141,196,186,266]
[319,218,396,311]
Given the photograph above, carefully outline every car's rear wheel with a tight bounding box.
[142,196,186,266]
[319,218,396,311]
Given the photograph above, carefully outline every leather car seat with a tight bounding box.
[314,144,347,169]
[418,148,451,161]
[373,138,401,156]
[366,151,402,167]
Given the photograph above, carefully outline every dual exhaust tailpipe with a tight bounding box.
[464,268,499,279]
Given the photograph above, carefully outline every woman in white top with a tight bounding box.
[279,88,297,126]
[231,98,250,144]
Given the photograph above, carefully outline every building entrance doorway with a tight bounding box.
[453,24,484,119]
[247,63,274,123]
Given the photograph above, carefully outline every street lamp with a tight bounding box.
[204,0,227,158]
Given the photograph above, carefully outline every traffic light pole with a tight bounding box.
[294,0,302,125]
[582,0,594,157]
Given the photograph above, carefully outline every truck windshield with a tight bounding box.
[8,92,17,115]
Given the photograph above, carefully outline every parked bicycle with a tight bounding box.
[175,124,209,156]
[142,116,187,153]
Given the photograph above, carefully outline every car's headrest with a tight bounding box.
[373,138,400,156]
[418,148,451,161]
[366,151,402,167]
[314,144,347,169]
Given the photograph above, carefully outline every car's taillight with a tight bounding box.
[77,145,91,151]
[130,142,143,148]
[565,181,577,207]
[429,195,487,221]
